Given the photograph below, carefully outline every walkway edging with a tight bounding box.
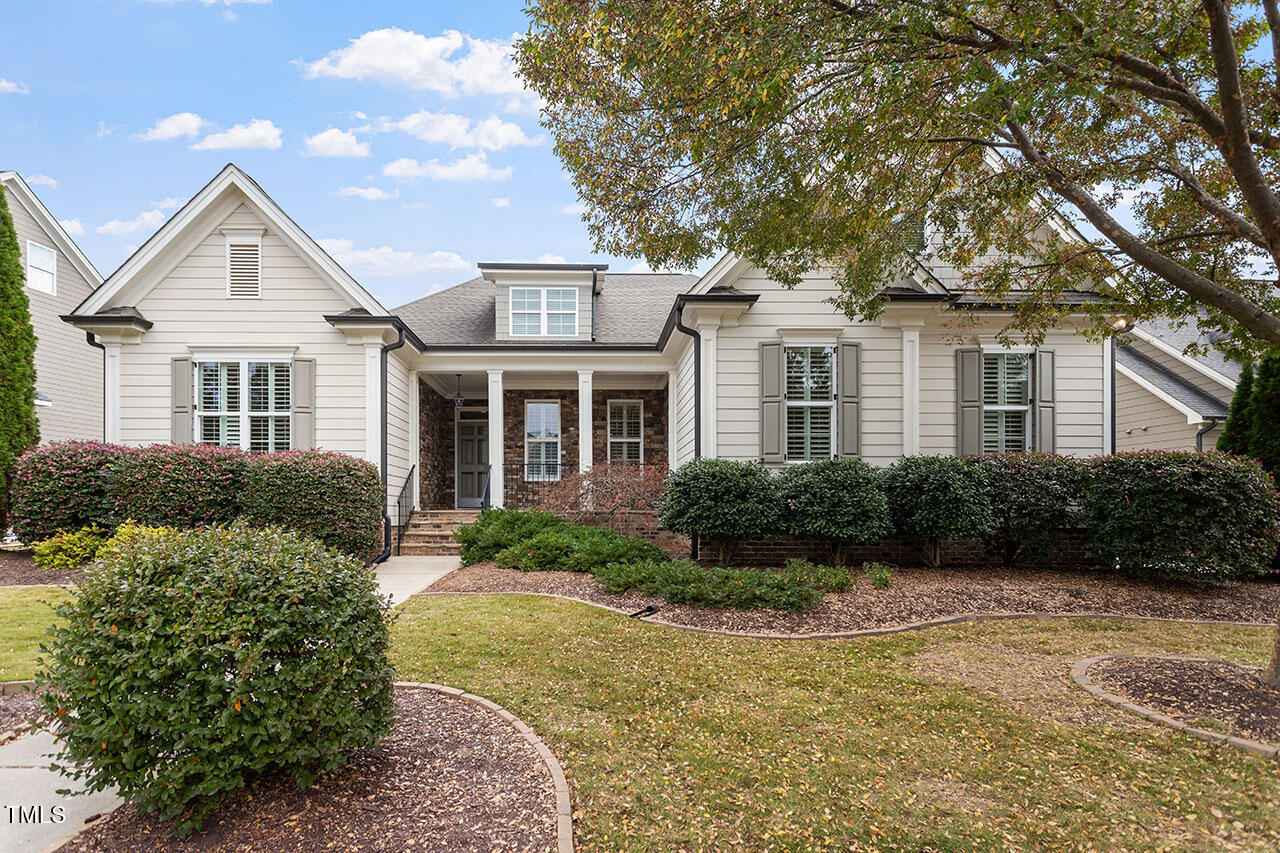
[1071,654,1279,760]
[0,680,35,695]
[395,681,574,853]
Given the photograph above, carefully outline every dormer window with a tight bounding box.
[510,287,578,336]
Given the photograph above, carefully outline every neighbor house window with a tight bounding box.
[26,241,56,295]
[607,400,643,463]
[785,346,835,461]
[982,352,1030,452]
[196,360,290,451]
[510,287,578,336]
[525,400,561,480]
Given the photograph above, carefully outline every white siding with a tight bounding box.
[1114,372,1216,451]
[6,187,103,443]
[385,352,414,509]
[673,337,696,464]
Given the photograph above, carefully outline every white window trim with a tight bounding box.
[523,399,562,481]
[194,358,292,451]
[509,287,579,337]
[783,343,837,463]
[25,240,56,296]
[607,399,644,464]
[222,228,264,300]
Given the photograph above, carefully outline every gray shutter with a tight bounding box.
[1034,349,1056,452]
[759,342,784,463]
[956,348,983,456]
[292,358,316,450]
[837,342,860,457]
[171,357,193,444]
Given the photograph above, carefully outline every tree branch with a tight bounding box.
[1264,0,1280,100]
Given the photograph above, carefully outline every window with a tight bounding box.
[524,401,561,480]
[227,242,261,298]
[785,346,835,461]
[510,287,578,336]
[896,214,927,254]
[26,241,56,295]
[982,352,1030,452]
[196,360,291,451]
[607,400,643,463]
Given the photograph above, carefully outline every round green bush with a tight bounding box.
[110,443,249,528]
[970,453,1085,566]
[1079,451,1280,583]
[36,522,395,836]
[882,455,993,567]
[9,442,130,542]
[775,459,892,561]
[658,458,780,562]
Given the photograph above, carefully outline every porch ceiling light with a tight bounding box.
[454,374,465,410]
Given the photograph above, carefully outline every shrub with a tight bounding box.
[658,458,780,564]
[863,562,893,589]
[780,558,854,593]
[594,558,822,611]
[243,451,384,560]
[882,455,993,567]
[110,444,248,528]
[1079,451,1280,584]
[453,508,568,565]
[775,459,892,563]
[1217,360,1255,455]
[971,453,1085,566]
[31,526,110,571]
[534,462,668,522]
[494,523,666,573]
[1246,354,1280,478]
[9,442,131,543]
[0,187,39,530]
[37,522,394,836]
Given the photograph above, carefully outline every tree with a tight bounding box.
[1246,354,1280,477]
[518,0,1280,360]
[0,188,39,530]
[1217,360,1255,454]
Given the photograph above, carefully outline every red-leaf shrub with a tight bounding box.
[9,442,131,543]
[243,451,383,560]
[534,462,668,522]
[111,444,249,528]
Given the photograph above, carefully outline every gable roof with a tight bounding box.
[0,170,103,287]
[1130,317,1241,388]
[71,164,386,318]
[1115,344,1229,421]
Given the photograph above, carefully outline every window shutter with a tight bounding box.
[837,342,861,458]
[227,243,261,298]
[292,358,316,450]
[1034,349,1056,452]
[956,348,983,456]
[759,342,784,463]
[171,357,192,444]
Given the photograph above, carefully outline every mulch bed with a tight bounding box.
[61,687,557,853]
[428,562,1280,635]
[0,548,84,586]
[1090,657,1280,745]
[0,689,44,745]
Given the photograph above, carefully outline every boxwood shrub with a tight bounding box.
[9,442,130,543]
[882,455,993,567]
[775,459,892,563]
[659,458,780,564]
[36,522,394,836]
[1079,451,1280,583]
[111,443,248,528]
[971,453,1085,566]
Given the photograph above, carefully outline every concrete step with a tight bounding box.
[398,544,463,556]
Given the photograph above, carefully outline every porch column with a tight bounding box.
[578,369,593,472]
[901,322,922,456]
[700,320,720,457]
[667,369,678,469]
[102,342,121,443]
[408,370,420,510]
[363,342,382,465]
[487,369,505,508]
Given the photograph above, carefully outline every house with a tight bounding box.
[63,164,1114,532]
[2,171,105,442]
[1113,318,1240,452]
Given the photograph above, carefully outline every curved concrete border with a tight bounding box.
[1072,654,1279,760]
[0,680,35,695]
[395,681,574,853]
[421,589,1271,640]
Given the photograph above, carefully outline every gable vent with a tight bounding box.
[227,243,261,298]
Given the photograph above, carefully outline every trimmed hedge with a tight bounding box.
[881,455,993,567]
[775,458,892,562]
[1079,451,1280,584]
[9,442,131,543]
[659,458,780,562]
[111,444,248,529]
[36,523,394,836]
[972,453,1084,567]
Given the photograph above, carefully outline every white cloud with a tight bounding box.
[318,238,471,277]
[190,119,282,151]
[59,218,85,236]
[96,121,122,138]
[491,197,510,208]
[501,253,567,264]
[334,186,398,201]
[151,197,183,211]
[26,174,58,189]
[0,79,29,95]
[97,207,167,236]
[382,152,512,182]
[562,202,586,216]
[363,110,538,151]
[303,127,369,158]
[303,28,528,99]
[137,112,206,141]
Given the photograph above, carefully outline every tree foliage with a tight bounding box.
[1245,353,1280,475]
[1217,359,1255,454]
[0,187,39,526]
[519,0,1280,357]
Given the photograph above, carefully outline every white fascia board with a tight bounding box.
[687,252,749,294]
[1,171,103,286]
[1115,363,1205,425]
[1128,328,1237,391]
[414,349,676,374]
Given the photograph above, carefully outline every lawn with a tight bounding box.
[393,594,1280,852]
[0,586,67,681]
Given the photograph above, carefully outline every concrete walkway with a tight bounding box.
[374,555,460,605]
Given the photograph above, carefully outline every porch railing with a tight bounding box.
[394,464,416,553]
[479,464,492,511]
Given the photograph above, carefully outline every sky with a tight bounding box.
[0,0,667,308]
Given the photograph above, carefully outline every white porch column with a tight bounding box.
[578,369,593,473]
[901,323,923,456]
[363,342,382,465]
[667,369,678,469]
[102,342,122,443]
[487,369,505,508]
[408,370,420,510]
[700,321,720,457]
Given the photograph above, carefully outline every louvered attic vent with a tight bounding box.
[227,243,261,298]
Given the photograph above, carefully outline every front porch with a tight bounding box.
[416,369,673,510]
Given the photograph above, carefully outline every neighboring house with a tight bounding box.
[1,171,104,443]
[64,164,1115,522]
[1114,317,1240,452]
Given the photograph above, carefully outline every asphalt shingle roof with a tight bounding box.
[1116,344,1230,419]
[1139,316,1243,383]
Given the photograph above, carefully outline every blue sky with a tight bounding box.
[0,0,659,308]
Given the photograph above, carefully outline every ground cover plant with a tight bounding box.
[493,524,665,573]
[593,557,852,612]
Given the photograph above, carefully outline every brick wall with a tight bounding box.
[418,380,454,509]
[574,509,690,556]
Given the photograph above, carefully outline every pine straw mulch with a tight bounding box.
[60,687,557,853]
[0,548,84,586]
[1090,656,1280,746]
[427,562,1280,635]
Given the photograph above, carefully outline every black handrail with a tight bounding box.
[479,464,492,511]
[394,464,417,553]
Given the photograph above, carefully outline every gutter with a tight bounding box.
[1195,416,1222,452]
[84,332,107,442]
[1110,337,1117,455]
[372,327,407,565]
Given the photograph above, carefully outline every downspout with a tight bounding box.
[1110,337,1117,455]
[590,267,598,342]
[1195,416,1222,452]
[85,332,107,443]
[671,300,701,561]
[373,326,407,565]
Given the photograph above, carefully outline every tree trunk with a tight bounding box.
[1262,613,1280,687]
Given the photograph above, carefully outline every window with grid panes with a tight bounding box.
[784,346,835,461]
[195,360,290,451]
[982,353,1030,452]
[607,400,642,463]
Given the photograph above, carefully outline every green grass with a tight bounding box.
[0,587,67,680]
[393,595,1280,852]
